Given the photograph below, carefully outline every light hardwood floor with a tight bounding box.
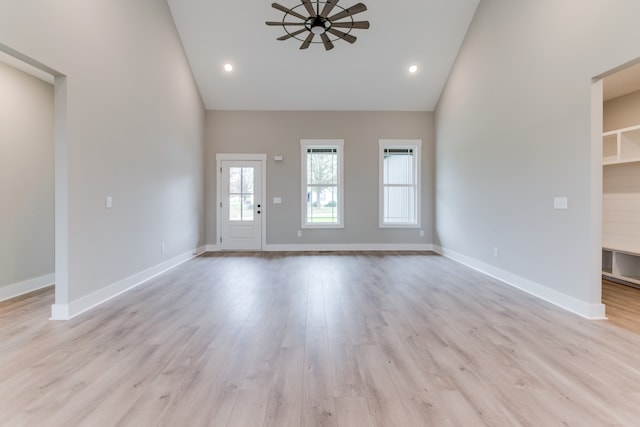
[602,279,640,334]
[2,252,640,426]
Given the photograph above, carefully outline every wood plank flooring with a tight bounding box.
[2,252,640,426]
[603,279,640,334]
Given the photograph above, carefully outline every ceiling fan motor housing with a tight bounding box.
[307,17,331,35]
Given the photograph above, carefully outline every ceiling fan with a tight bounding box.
[266,0,370,51]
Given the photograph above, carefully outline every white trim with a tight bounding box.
[300,139,345,229]
[54,75,70,309]
[264,243,433,252]
[378,139,422,228]
[50,303,69,320]
[204,244,219,252]
[50,249,198,320]
[216,153,268,161]
[434,245,606,320]
[589,79,605,314]
[0,273,55,302]
[215,153,267,251]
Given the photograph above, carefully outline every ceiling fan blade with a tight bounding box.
[331,21,370,29]
[320,33,334,50]
[320,0,339,18]
[300,0,316,16]
[266,21,306,26]
[327,28,356,44]
[328,2,367,22]
[300,32,315,49]
[271,2,307,21]
[277,28,307,41]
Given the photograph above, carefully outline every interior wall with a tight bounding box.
[205,111,434,247]
[0,0,205,305]
[435,0,640,312]
[604,89,640,131]
[0,61,54,292]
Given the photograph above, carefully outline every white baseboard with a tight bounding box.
[263,243,434,252]
[204,244,219,252]
[0,273,55,302]
[434,245,606,320]
[50,249,199,320]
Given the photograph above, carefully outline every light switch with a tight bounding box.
[274,155,283,161]
[553,197,568,210]
[273,197,282,204]
[106,196,113,208]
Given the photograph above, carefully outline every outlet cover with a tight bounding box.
[553,197,568,210]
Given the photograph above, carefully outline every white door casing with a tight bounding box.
[216,154,266,250]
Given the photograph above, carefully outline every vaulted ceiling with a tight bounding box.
[166,0,480,111]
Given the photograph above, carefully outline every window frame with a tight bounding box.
[301,139,345,229]
[378,139,422,228]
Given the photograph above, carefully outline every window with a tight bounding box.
[228,166,254,221]
[301,139,344,228]
[379,139,421,227]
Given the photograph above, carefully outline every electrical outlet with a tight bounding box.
[419,230,424,237]
[161,243,166,253]
[493,247,499,257]
[297,230,302,237]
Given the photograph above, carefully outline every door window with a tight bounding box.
[228,167,255,221]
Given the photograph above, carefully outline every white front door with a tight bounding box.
[220,160,263,250]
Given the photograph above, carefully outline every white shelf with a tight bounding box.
[603,133,618,163]
[602,247,640,288]
[603,124,640,165]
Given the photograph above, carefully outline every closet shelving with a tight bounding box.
[602,124,640,288]
[602,247,640,288]
[603,124,640,165]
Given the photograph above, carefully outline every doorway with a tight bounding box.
[593,58,640,321]
[0,43,68,318]
[216,154,266,250]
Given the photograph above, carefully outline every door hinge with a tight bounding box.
[220,167,222,173]
[220,202,222,208]
[220,237,222,243]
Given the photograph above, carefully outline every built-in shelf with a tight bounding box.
[602,125,640,288]
[603,249,613,274]
[603,124,640,165]
[602,247,640,289]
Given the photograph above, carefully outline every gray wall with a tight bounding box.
[0,61,54,290]
[0,0,205,303]
[435,0,640,306]
[205,111,434,246]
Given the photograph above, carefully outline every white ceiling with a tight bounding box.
[166,0,480,111]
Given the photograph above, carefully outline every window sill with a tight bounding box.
[379,224,420,229]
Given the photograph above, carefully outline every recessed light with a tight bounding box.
[409,65,418,74]
[224,63,233,72]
